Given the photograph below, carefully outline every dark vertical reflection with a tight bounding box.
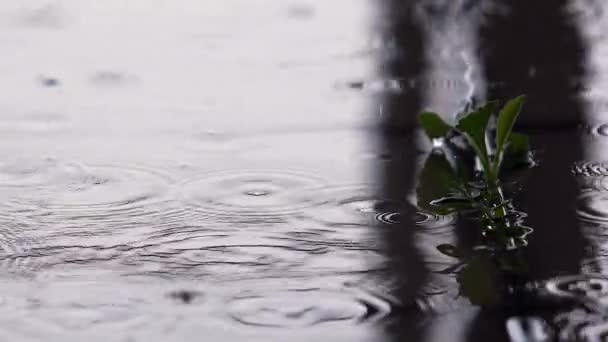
[376,1,589,341]
[375,1,506,341]
[480,1,587,128]
[479,1,587,279]
[376,1,427,341]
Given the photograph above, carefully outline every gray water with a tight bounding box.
[3,0,608,341]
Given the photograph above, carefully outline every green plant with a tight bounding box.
[416,96,534,248]
[417,96,534,307]
[418,95,528,186]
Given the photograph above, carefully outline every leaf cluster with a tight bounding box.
[418,96,529,185]
[415,96,534,244]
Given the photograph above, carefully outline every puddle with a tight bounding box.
[1,0,607,341]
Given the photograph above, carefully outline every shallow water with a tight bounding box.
[3,0,608,341]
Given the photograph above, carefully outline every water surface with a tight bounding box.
[2,1,608,341]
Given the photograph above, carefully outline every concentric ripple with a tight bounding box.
[577,192,608,223]
[177,170,326,218]
[227,288,391,328]
[307,185,456,228]
[0,159,170,218]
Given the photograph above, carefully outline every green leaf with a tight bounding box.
[495,96,525,154]
[507,133,529,159]
[418,112,452,139]
[493,96,525,172]
[456,101,498,176]
[499,133,532,173]
[416,152,460,214]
